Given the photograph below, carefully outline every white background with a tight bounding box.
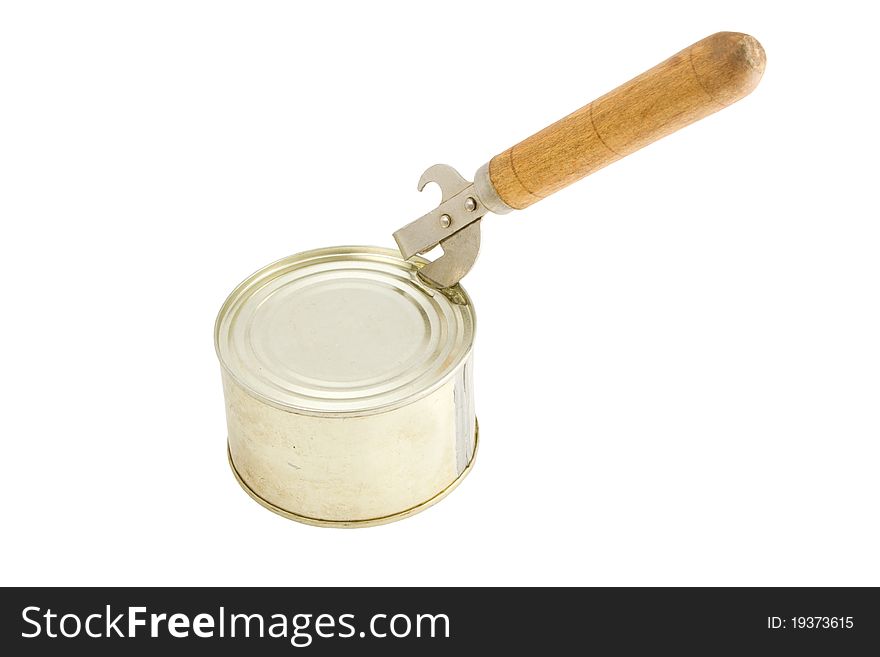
[2,1,877,586]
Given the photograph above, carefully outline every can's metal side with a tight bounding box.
[223,356,476,527]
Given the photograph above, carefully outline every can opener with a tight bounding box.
[392,32,765,289]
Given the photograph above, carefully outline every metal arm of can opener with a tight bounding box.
[392,32,766,290]
[392,163,509,289]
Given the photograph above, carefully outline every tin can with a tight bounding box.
[214,246,477,527]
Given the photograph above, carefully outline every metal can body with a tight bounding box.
[223,363,475,526]
[215,247,477,527]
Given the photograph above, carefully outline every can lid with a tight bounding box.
[215,246,476,416]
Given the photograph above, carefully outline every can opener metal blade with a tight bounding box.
[391,32,766,290]
[392,163,508,289]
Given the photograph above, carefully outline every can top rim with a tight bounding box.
[215,246,476,417]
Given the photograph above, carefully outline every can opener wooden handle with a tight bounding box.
[392,31,766,289]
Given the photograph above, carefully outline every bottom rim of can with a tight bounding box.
[227,419,479,528]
